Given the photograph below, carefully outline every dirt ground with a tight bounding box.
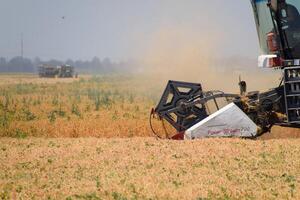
[0,137,300,200]
[260,126,300,140]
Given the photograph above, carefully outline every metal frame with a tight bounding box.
[155,80,239,132]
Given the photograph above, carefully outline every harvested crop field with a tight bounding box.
[1,74,300,200]
[1,137,300,200]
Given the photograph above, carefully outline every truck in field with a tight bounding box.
[38,64,76,78]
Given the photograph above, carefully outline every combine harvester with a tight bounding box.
[151,0,300,140]
[38,64,76,78]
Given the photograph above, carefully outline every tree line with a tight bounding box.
[0,56,137,74]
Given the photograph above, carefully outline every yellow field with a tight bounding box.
[0,74,168,138]
[1,138,300,199]
[1,74,300,200]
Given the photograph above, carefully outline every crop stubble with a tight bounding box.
[0,138,300,199]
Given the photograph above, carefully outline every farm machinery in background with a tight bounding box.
[38,64,77,78]
[151,0,300,140]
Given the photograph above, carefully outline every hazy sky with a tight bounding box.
[0,0,259,61]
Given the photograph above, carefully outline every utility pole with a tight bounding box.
[20,33,24,71]
[21,33,24,58]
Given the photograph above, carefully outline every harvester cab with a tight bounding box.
[151,0,300,140]
[253,0,300,64]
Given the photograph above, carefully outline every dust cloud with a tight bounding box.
[137,26,282,93]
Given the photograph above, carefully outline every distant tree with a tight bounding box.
[74,60,85,73]
[0,56,137,74]
[7,56,34,72]
[90,56,102,72]
[44,59,63,66]
[33,57,42,65]
[22,57,35,72]
[66,59,75,66]
[0,57,7,72]
[102,57,112,73]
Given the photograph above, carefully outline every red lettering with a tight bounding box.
[208,128,241,136]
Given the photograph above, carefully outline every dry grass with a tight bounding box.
[0,73,84,85]
[0,74,165,138]
[0,137,300,199]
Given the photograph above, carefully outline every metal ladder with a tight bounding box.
[284,66,300,123]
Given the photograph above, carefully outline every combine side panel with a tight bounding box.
[185,103,257,139]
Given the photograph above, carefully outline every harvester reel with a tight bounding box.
[155,81,208,131]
